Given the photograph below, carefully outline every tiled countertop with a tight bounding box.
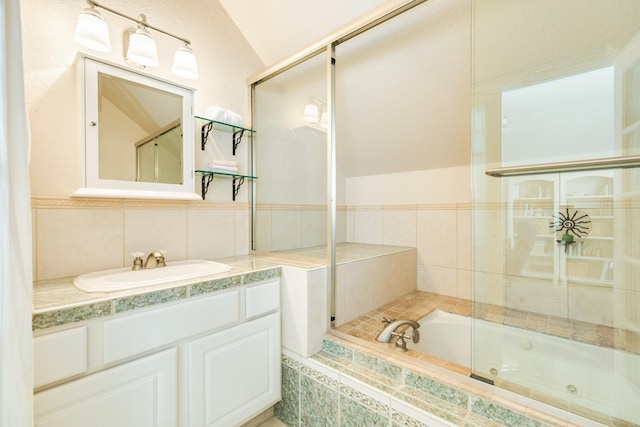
[32,255,285,331]
[32,244,410,332]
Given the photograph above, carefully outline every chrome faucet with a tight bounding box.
[376,318,420,352]
[144,250,167,269]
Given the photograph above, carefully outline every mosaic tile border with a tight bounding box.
[274,340,607,427]
[32,267,281,331]
[31,196,249,210]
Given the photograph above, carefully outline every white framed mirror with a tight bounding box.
[75,55,199,200]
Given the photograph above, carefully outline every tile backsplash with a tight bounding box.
[32,197,250,281]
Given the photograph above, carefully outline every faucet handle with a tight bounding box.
[382,317,396,324]
[131,252,144,270]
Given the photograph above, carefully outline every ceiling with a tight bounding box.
[218,0,473,179]
[217,0,393,67]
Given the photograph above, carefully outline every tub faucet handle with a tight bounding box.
[382,317,396,324]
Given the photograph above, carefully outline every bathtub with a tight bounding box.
[414,310,640,425]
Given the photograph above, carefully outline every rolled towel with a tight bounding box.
[225,111,244,127]
[207,165,238,174]
[205,106,226,122]
[205,106,244,127]
[207,160,238,168]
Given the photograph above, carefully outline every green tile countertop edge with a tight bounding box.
[32,266,281,331]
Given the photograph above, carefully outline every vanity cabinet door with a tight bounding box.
[34,348,177,427]
[187,312,281,427]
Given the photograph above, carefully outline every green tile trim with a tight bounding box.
[353,351,403,382]
[470,396,549,427]
[300,373,339,426]
[114,287,187,313]
[34,267,281,331]
[340,394,389,427]
[322,338,355,359]
[300,365,339,391]
[405,370,468,408]
[241,267,281,285]
[189,276,241,296]
[339,384,390,418]
[32,301,112,331]
[313,338,556,427]
[393,385,466,425]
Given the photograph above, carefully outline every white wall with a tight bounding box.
[22,0,264,280]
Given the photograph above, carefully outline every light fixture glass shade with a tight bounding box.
[303,103,319,123]
[126,27,159,67]
[75,8,111,52]
[320,112,328,129]
[172,45,199,79]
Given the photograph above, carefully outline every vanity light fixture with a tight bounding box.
[125,15,159,68]
[303,102,320,123]
[303,97,326,123]
[303,97,327,128]
[74,0,199,79]
[74,5,111,52]
[172,44,199,80]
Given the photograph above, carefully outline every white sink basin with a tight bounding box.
[73,260,232,293]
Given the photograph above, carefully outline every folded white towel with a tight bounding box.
[207,160,238,168]
[225,111,243,127]
[204,106,244,127]
[205,106,226,122]
[207,165,238,174]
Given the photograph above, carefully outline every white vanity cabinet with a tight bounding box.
[188,312,280,427]
[33,278,281,427]
[34,349,178,427]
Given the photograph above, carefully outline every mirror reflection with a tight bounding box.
[98,73,183,184]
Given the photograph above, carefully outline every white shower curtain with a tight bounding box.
[0,0,34,425]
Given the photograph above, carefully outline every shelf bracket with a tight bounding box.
[232,129,245,155]
[232,176,245,201]
[201,173,214,200]
[201,122,213,150]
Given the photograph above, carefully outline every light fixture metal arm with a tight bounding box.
[86,0,191,45]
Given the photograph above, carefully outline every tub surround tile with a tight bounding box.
[383,210,417,247]
[334,291,637,426]
[417,209,458,269]
[278,337,573,427]
[352,210,383,244]
[274,363,300,427]
[404,371,468,408]
[469,396,549,427]
[340,394,389,427]
[300,374,339,426]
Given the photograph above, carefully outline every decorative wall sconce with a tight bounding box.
[74,0,198,79]
[303,97,327,129]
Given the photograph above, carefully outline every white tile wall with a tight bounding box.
[32,202,250,281]
[36,208,124,279]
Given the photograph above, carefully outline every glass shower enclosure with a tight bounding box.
[251,0,640,425]
[472,1,640,424]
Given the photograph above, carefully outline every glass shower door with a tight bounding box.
[252,53,328,255]
[472,1,640,424]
